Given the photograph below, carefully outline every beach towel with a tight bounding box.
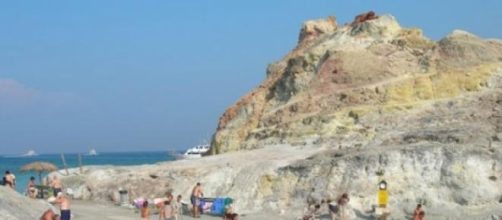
[211,198,225,215]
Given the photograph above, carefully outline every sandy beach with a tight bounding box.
[70,200,293,220]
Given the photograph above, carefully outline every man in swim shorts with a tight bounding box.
[191,182,203,218]
[55,192,71,220]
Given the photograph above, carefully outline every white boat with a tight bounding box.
[88,148,98,156]
[22,150,38,157]
[183,144,210,159]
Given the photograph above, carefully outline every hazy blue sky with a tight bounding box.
[1,1,501,154]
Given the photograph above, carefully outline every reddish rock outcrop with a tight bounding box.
[350,11,378,26]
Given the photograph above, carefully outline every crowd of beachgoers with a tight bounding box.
[2,170,241,220]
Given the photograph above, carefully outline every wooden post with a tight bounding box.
[78,153,83,174]
[61,153,69,175]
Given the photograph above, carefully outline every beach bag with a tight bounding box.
[329,203,338,213]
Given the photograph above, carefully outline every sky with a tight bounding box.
[0,1,501,154]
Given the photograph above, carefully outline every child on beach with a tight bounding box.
[173,195,182,220]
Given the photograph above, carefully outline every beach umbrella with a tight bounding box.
[20,161,58,184]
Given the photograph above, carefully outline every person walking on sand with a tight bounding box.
[55,192,71,220]
[337,193,350,220]
[51,176,62,197]
[140,200,150,220]
[191,182,203,218]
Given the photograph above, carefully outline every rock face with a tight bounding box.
[210,12,502,154]
[0,186,52,219]
[60,12,502,219]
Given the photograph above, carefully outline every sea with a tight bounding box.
[0,151,176,193]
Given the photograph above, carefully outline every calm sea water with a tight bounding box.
[0,151,176,192]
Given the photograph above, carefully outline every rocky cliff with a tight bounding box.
[60,12,502,219]
[211,12,502,154]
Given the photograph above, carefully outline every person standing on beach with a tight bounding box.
[337,193,350,220]
[174,195,182,220]
[27,176,39,198]
[55,192,71,220]
[51,176,63,197]
[413,204,424,220]
[417,211,425,220]
[158,199,166,220]
[140,201,150,220]
[166,191,174,203]
[164,200,175,220]
[191,182,203,218]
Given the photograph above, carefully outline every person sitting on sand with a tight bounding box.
[223,205,238,220]
[40,209,61,220]
[51,176,62,197]
[55,192,71,220]
[140,201,150,220]
[191,182,203,218]
[27,176,39,198]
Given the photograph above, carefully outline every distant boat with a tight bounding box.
[88,148,98,156]
[22,150,38,157]
[183,144,210,159]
